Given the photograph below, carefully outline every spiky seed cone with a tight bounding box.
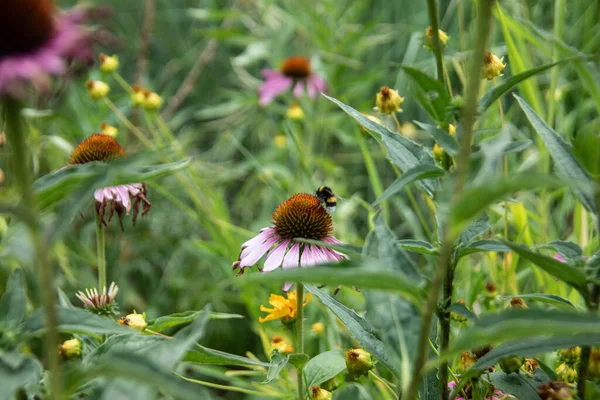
[281,56,311,79]
[69,134,125,164]
[272,193,332,240]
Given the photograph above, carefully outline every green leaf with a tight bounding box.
[373,164,444,206]
[184,344,271,367]
[457,240,511,258]
[478,61,565,112]
[23,307,132,337]
[235,262,423,305]
[0,351,43,399]
[413,121,458,156]
[535,240,583,259]
[503,241,588,295]
[397,240,439,256]
[323,94,437,195]
[457,215,491,247]
[304,350,347,388]
[401,66,451,123]
[0,269,26,329]
[448,302,476,320]
[263,350,289,384]
[306,284,401,377]
[488,371,548,400]
[500,294,575,310]
[504,139,533,154]
[147,310,243,332]
[515,95,597,214]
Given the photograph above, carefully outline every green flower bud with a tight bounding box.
[310,386,332,400]
[557,347,580,365]
[58,338,82,360]
[345,348,375,377]
[499,356,524,374]
[555,362,578,384]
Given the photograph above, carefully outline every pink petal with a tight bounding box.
[292,80,305,98]
[300,245,317,267]
[282,282,294,291]
[258,70,293,106]
[239,236,279,268]
[263,240,290,272]
[242,227,275,250]
[323,236,343,245]
[310,74,327,94]
[554,253,566,263]
[283,243,300,269]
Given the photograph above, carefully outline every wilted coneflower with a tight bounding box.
[232,193,347,291]
[0,0,94,98]
[75,281,119,315]
[258,56,327,106]
[68,134,151,229]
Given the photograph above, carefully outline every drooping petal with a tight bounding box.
[283,243,301,269]
[282,282,294,292]
[309,73,327,95]
[242,227,275,250]
[300,245,318,267]
[292,80,305,98]
[258,70,293,106]
[239,236,280,268]
[263,240,291,272]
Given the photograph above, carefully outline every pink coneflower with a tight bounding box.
[258,56,327,106]
[448,380,514,400]
[232,193,347,291]
[76,281,119,315]
[0,0,94,98]
[68,134,151,230]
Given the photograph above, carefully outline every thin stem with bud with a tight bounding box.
[95,213,107,291]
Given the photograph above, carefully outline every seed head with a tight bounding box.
[509,297,526,309]
[281,56,311,79]
[143,91,163,110]
[345,348,375,377]
[69,134,125,164]
[482,50,506,80]
[272,193,333,240]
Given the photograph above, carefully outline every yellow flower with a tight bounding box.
[424,26,449,51]
[58,338,82,360]
[100,122,118,138]
[433,143,444,161]
[482,50,506,80]
[259,290,311,323]
[310,386,332,400]
[448,123,456,136]
[119,312,148,331]
[131,84,146,106]
[273,134,287,149]
[312,322,325,335]
[143,91,163,110]
[99,53,119,73]
[271,335,294,353]
[376,86,404,114]
[86,80,110,100]
[286,104,304,120]
[345,348,375,377]
[556,362,578,383]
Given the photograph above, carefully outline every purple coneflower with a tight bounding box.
[76,281,119,315]
[68,134,151,229]
[258,56,326,106]
[232,193,347,291]
[0,0,94,98]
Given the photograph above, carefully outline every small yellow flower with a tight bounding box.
[433,143,444,161]
[58,338,82,360]
[425,26,449,51]
[271,335,294,353]
[312,322,325,335]
[345,348,375,377]
[119,312,147,331]
[482,50,506,80]
[100,122,118,138]
[86,80,110,100]
[273,134,287,149]
[448,123,456,136]
[376,86,404,114]
[557,347,580,365]
[286,104,304,120]
[259,290,312,324]
[556,362,578,383]
[401,121,418,139]
[143,91,163,110]
[131,84,146,106]
[310,386,332,400]
[522,358,540,373]
[99,53,119,73]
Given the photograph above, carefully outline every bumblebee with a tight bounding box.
[315,186,340,213]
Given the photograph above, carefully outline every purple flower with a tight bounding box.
[0,0,94,98]
[233,193,346,291]
[258,56,327,106]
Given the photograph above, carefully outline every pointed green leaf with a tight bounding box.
[263,350,289,384]
[402,66,451,123]
[23,307,132,337]
[304,351,346,388]
[0,269,26,329]
[500,294,574,310]
[413,121,458,156]
[373,164,444,206]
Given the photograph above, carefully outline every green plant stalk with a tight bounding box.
[546,0,566,127]
[427,0,445,86]
[296,282,305,400]
[403,1,493,398]
[4,99,61,399]
[354,128,388,222]
[95,213,107,291]
[439,260,456,400]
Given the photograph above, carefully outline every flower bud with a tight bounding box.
[448,123,456,136]
[509,297,526,309]
[143,91,163,110]
[310,386,332,400]
[312,322,325,335]
[131,84,146,106]
[86,80,110,100]
[456,352,476,374]
[376,86,404,114]
[424,26,449,51]
[557,347,580,365]
[100,122,118,138]
[99,53,119,73]
[433,143,444,162]
[321,374,343,392]
[273,134,287,149]
[484,281,497,297]
[555,362,578,383]
[499,356,524,374]
[482,50,506,81]
[345,348,375,377]
[119,312,147,331]
[286,103,304,120]
[522,358,539,373]
[536,381,574,400]
[58,338,82,360]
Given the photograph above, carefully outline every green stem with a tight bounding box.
[95,213,107,291]
[427,0,445,87]
[403,1,493,398]
[369,370,399,400]
[4,98,61,399]
[296,282,305,400]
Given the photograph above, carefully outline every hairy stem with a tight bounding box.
[296,283,305,400]
[96,213,107,291]
[403,1,494,399]
[4,99,61,399]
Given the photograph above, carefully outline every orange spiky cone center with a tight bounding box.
[272,193,332,240]
[0,0,56,57]
[281,56,311,79]
[69,134,126,164]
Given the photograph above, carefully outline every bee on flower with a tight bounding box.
[68,134,151,229]
[258,56,327,106]
[232,192,347,291]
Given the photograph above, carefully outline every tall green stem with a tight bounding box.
[4,98,61,399]
[403,1,493,399]
[427,0,445,87]
[96,213,107,291]
[296,282,305,400]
